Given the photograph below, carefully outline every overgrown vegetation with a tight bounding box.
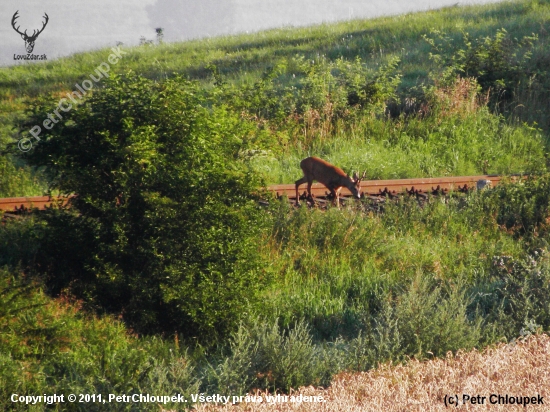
[2,0,550,410]
[19,74,267,342]
[197,334,550,411]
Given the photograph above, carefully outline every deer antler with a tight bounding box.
[30,13,49,40]
[353,171,367,182]
[11,11,27,37]
[11,11,49,40]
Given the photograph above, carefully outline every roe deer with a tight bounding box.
[295,157,365,206]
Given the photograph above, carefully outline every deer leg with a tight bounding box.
[331,188,340,207]
[295,177,307,205]
[307,181,313,201]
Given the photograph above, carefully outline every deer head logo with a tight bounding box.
[11,11,49,54]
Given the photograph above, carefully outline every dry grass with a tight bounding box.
[195,334,550,411]
[432,77,488,118]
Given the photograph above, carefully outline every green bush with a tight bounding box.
[205,318,343,393]
[424,28,538,104]
[469,174,550,237]
[20,73,268,343]
[212,54,401,148]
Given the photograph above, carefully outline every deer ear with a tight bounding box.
[353,172,358,180]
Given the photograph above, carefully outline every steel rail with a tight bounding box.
[271,174,510,199]
[0,174,518,212]
[0,195,74,212]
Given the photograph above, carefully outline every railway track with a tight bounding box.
[0,175,510,214]
[272,174,506,201]
[0,195,74,213]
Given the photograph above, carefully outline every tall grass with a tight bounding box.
[0,269,201,411]
[237,57,546,184]
[259,190,521,337]
[248,106,546,185]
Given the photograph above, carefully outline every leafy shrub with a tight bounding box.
[214,55,401,146]
[424,28,538,105]
[356,275,483,367]
[467,174,550,238]
[205,319,344,393]
[19,73,268,343]
[468,250,550,340]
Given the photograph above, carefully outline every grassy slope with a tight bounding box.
[2,0,550,196]
[1,0,548,93]
[1,0,550,194]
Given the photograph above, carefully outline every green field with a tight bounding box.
[2,0,550,409]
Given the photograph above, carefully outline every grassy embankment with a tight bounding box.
[2,0,550,192]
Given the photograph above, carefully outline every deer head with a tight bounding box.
[12,11,49,54]
[350,171,367,198]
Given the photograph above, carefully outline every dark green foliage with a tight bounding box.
[424,28,540,105]
[0,269,200,411]
[20,73,267,342]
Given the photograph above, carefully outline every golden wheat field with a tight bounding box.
[194,334,550,411]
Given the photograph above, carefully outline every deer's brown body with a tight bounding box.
[295,157,364,206]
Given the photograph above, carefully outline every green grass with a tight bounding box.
[0,269,201,411]
[259,193,523,339]
[1,0,549,94]
[248,109,546,185]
